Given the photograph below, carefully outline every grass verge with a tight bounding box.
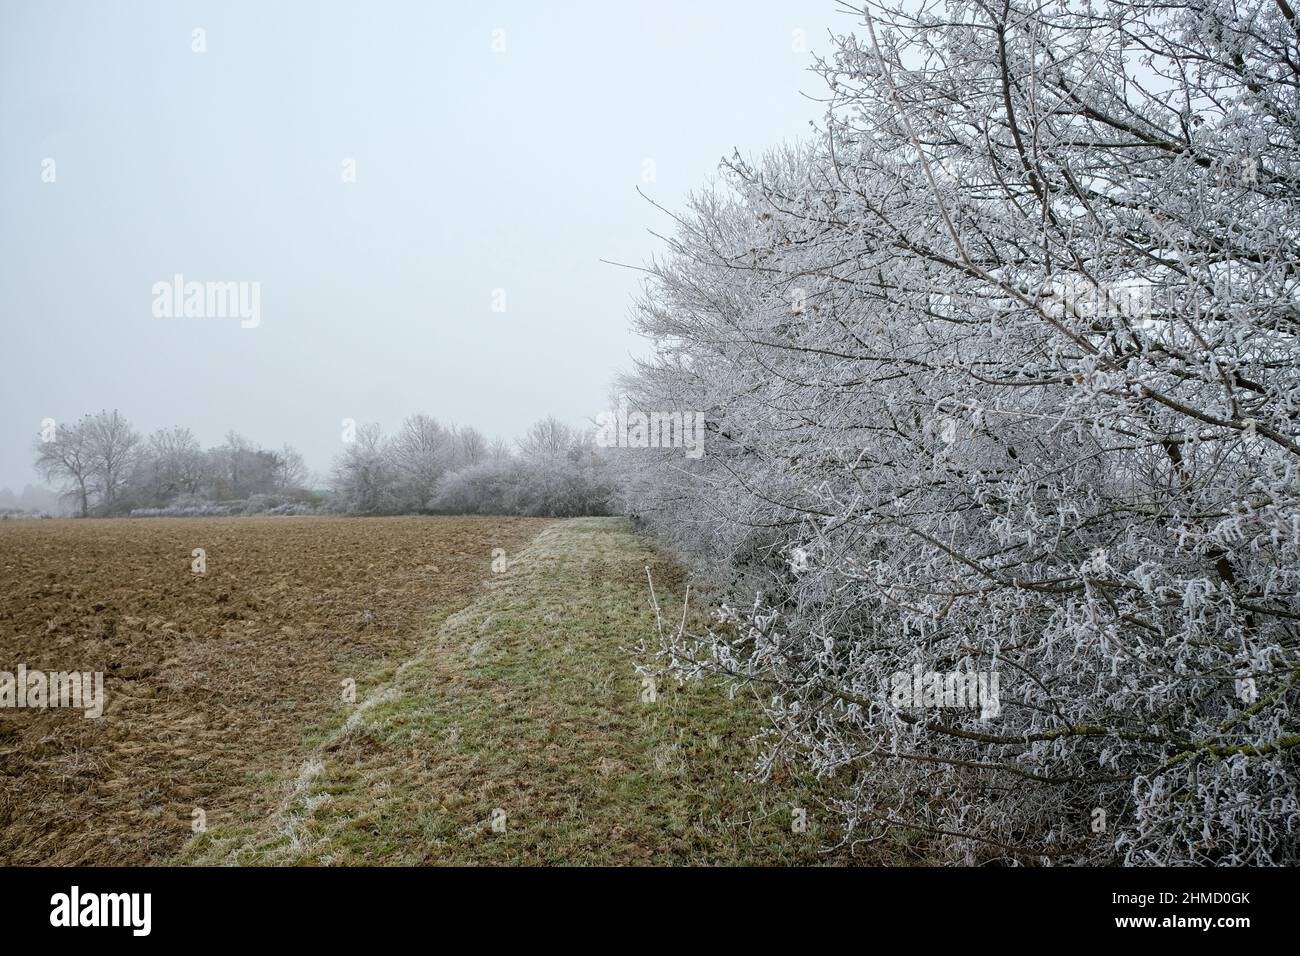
[179,517,876,865]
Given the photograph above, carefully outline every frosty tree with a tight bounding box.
[619,0,1300,864]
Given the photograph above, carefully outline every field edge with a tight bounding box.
[180,517,879,865]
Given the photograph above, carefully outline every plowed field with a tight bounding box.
[0,516,550,864]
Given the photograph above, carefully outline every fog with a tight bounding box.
[0,0,841,490]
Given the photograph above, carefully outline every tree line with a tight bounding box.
[331,414,611,517]
[33,411,610,518]
[33,410,312,517]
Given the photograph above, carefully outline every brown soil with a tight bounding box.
[0,515,550,864]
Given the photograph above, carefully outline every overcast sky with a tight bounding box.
[0,0,846,490]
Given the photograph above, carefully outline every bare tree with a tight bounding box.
[33,417,95,517]
[215,431,251,499]
[138,426,206,502]
[85,410,140,512]
[273,443,308,491]
[487,436,513,461]
[517,416,578,460]
[212,430,278,499]
[453,425,489,468]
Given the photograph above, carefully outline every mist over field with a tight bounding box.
[1,0,1298,905]
[0,0,838,495]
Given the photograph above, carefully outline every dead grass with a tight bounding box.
[184,518,888,865]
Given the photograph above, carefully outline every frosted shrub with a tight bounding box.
[622,0,1300,864]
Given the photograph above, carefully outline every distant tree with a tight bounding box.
[431,456,525,515]
[86,410,141,513]
[389,414,455,510]
[330,423,397,514]
[487,436,513,461]
[137,426,206,503]
[211,431,279,499]
[36,415,314,515]
[33,417,96,517]
[273,443,308,491]
[213,431,251,499]
[430,418,612,517]
[453,426,489,468]
[517,416,579,460]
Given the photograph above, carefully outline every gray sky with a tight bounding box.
[0,0,845,489]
